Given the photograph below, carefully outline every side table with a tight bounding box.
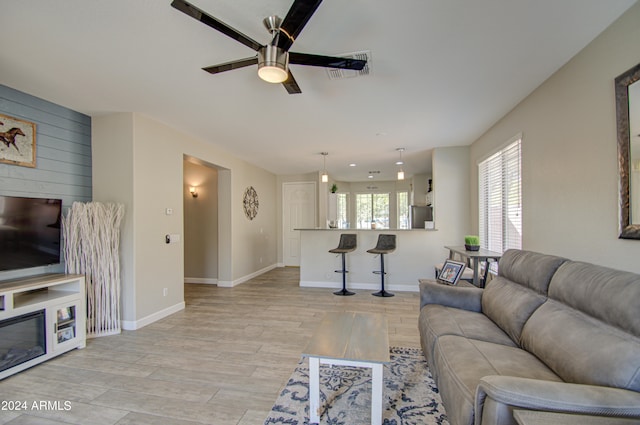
[444,246,502,287]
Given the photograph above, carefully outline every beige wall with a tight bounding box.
[131,114,185,324]
[92,113,136,322]
[229,159,277,283]
[469,2,640,273]
[432,147,471,240]
[93,113,277,328]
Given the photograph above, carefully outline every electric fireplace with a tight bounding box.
[0,310,46,373]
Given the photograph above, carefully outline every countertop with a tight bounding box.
[295,228,438,231]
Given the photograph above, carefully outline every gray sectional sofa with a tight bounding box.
[418,249,640,425]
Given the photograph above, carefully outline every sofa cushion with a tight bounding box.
[479,250,567,345]
[481,276,547,345]
[519,261,640,391]
[419,305,516,379]
[521,299,640,391]
[548,261,640,337]
[498,249,567,294]
[433,335,562,425]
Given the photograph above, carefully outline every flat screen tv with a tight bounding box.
[0,195,62,272]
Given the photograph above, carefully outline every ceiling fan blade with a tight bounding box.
[276,0,323,51]
[202,57,258,74]
[171,0,263,52]
[282,70,302,94]
[289,52,366,70]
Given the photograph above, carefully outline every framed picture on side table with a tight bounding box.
[437,260,466,285]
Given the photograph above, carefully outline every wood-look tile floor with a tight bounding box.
[0,267,421,425]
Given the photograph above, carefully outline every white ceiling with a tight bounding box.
[0,0,636,182]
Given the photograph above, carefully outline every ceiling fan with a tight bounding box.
[171,0,367,94]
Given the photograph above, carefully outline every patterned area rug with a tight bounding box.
[264,346,449,425]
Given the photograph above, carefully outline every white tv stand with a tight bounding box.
[0,273,86,380]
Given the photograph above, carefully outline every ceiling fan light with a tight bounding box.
[258,65,288,83]
[258,45,288,83]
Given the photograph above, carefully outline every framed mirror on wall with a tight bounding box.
[615,62,640,239]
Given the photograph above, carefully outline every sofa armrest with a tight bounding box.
[475,375,640,425]
[418,279,483,312]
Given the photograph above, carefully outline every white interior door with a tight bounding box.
[283,182,316,266]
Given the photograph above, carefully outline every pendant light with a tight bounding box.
[396,148,405,180]
[321,152,329,183]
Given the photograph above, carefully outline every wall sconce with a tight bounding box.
[321,152,329,183]
[189,186,198,198]
[396,148,405,181]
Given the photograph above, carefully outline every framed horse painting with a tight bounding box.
[0,113,36,168]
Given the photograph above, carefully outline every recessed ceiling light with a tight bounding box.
[368,175,373,179]
[349,163,357,167]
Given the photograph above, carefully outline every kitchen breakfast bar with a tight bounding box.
[297,228,444,293]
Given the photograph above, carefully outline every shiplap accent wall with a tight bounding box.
[0,84,91,203]
[0,84,91,279]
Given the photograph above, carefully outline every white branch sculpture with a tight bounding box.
[62,202,125,338]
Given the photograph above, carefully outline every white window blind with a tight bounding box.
[479,138,522,253]
[397,191,409,229]
[337,193,349,228]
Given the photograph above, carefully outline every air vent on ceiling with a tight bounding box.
[327,50,371,80]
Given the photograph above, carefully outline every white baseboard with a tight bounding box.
[217,263,278,287]
[300,280,419,293]
[121,301,185,330]
[184,277,218,285]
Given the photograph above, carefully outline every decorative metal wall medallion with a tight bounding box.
[243,186,259,220]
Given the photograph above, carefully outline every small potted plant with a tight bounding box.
[330,184,338,193]
[464,235,480,251]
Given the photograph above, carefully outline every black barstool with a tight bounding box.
[329,234,357,296]
[367,234,396,297]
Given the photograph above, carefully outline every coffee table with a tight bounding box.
[302,311,390,425]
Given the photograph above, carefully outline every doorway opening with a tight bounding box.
[183,156,231,285]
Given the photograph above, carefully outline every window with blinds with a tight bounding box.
[397,191,409,229]
[478,136,522,253]
[337,193,349,228]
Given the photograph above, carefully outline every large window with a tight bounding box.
[336,193,349,229]
[397,191,409,229]
[478,136,522,253]
[356,193,389,229]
